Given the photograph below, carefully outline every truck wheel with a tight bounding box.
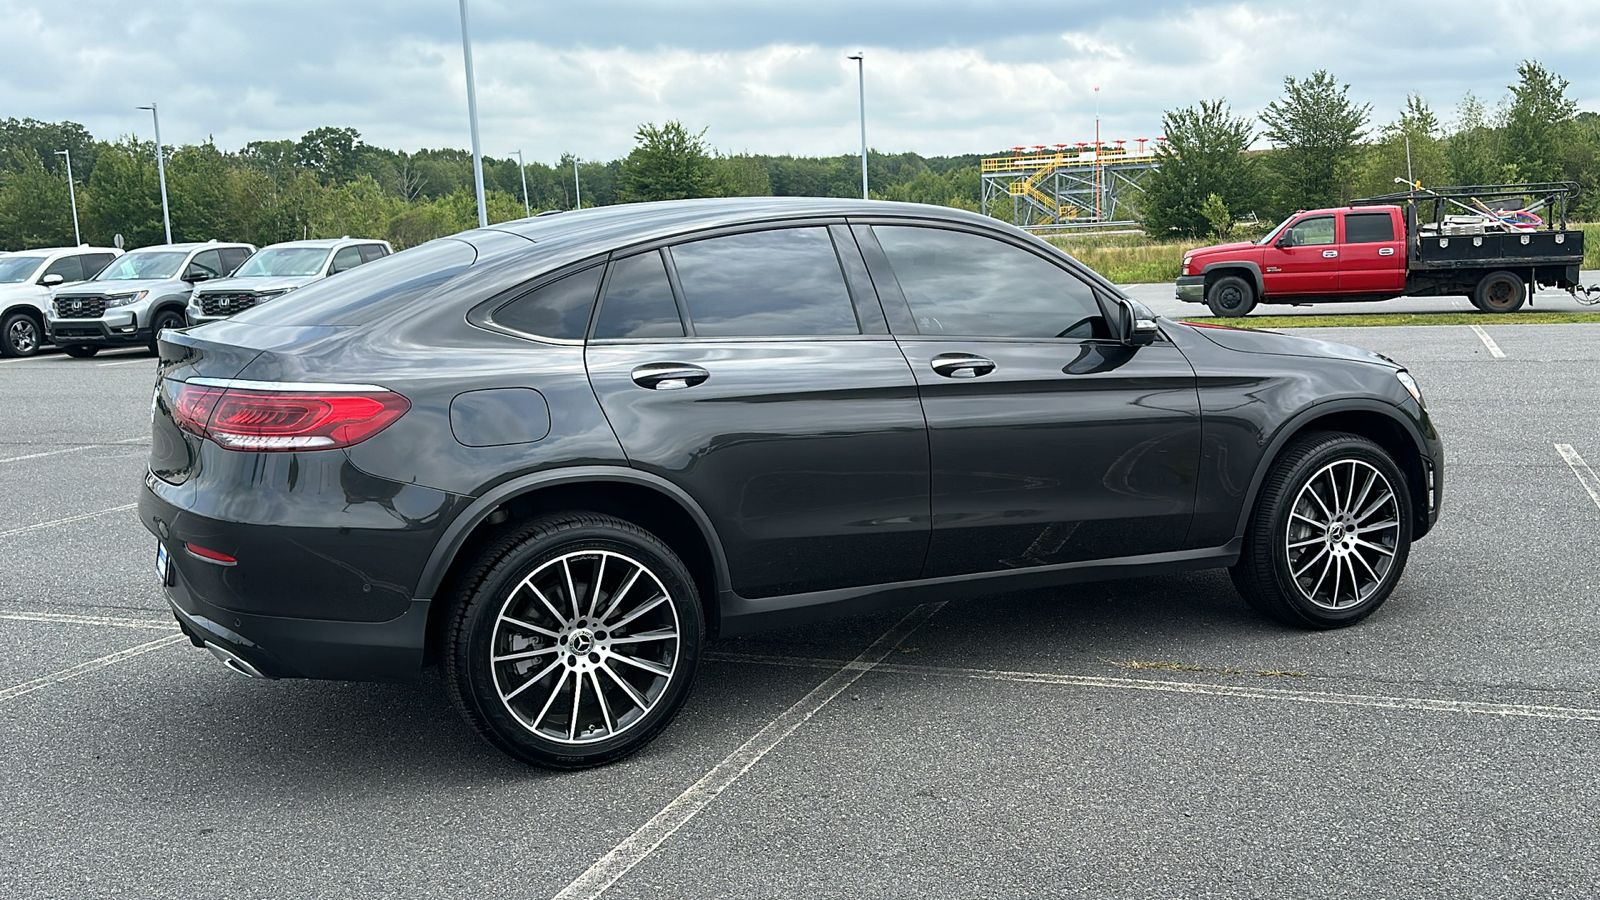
[1472,271,1526,313]
[149,309,186,354]
[62,345,99,358]
[1,311,42,357]
[1206,275,1256,317]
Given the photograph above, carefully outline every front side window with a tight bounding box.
[1285,216,1336,247]
[488,265,605,341]
[669,228,859,337]
[95,251,188,281]
[236,247,332,278]
[220,247,252,273]
[1345,213,1396,244]
[81,254,116,278]
[188,249,225,279]
[872,226,1107,339]
[593,251,685,339]
[330,246,364,274]
[42,255,84,283]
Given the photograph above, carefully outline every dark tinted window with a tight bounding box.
[222,247,252,273]
[81,254,116,278]
[231,238,477,327]
[1285,216,1336,247]
[669,228,858,337]
[490,265,604,340]
[358,244,387,263]
[188,249,225,279]
[330,246,364,274]
[42,255,83,283]
[594,251,685,339]
[873,226,1107,339]
[1345,213,1395,244]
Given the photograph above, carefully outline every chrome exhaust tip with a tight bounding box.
[204,642,268,678]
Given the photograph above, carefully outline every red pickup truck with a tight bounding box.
[1175,185,1587,316]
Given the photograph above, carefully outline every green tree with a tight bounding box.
[0,118,98,180]
[1501,60,1578,183]
[1260,70,1371,211]
[617,121,714,202]
[0,149,76,248]
[85,138,165,248]
[1444,93,1506,186]
[168,140,237,241]
[1139,99,1262,238]
[710,153,772,197]
[294,126,363,183]
[1355,94,1448,196]
[310,174,402,239]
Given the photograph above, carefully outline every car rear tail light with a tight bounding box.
[171,381,410,452]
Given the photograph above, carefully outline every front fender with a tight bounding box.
[1201,260,1265,296]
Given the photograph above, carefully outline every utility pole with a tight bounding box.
[573,157,582,209]
[848,53,868,199]
[54,149,81,245]
[458,0,488,227]
[1093,86,1101,222]
[514,149,530,217]
[137,103,173,243]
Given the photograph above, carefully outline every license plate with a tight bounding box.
[156,542,172,586]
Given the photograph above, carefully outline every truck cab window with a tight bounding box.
[1286,216,1336,247]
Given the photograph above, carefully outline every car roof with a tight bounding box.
[2,246,121,258]
[126,242,254,253]
[257,238,389,251]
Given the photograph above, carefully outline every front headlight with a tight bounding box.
[1181,256,1193,276]
[1396,370,1424,407]
[105,291,149,308]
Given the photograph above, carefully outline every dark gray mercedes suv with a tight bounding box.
[140,198,1443,768]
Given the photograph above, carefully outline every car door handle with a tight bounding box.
[1378,247,1395,256]
[1322,249,1339,258]
[929,353,996,379]
[630,363,709,391]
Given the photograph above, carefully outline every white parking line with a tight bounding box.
[96,358,154,368]
[1469,324,1506,358]
[0,611,176,630]
[0,436,145,464]
[0,503,138,539]
[0,634,186,703]
[553,603,943,900]
[1555,444,1600,513]
[707,652,1600,724]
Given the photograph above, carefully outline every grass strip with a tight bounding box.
[1178,311,1600,328]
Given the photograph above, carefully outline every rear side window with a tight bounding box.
[231,238,477,327]
[488,265,604,341]
[358,244,387,264]
[42,255,83,283]
[1345,213,1395,244]
[593,251,685,339]
[668,228,859,337]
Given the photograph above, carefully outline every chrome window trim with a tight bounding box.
[184,376,390,393]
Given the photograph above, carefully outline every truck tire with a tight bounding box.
[1206,275,1256,317]
[1,311,42,357]
[1472,271,1526,313]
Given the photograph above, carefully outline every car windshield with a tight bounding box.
[0,254,48,283]
[96,251,188,281]
[234,247,333,278]
[1257,216,1296,245]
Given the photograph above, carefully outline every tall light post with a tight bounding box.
[457,0,488,227]
[137,103,173,243]
[573,156,582,209]
[847,53,868,199]
[54,149,81,245]
[513,149,530,217]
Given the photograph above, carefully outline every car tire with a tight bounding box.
[61,345,99,358]
[1472,271,1526,313]
[1205,275,1256,317]
[1230,431,1413,629]
[1,311,42,357]
[444,512,704,769]
[149,308,186,354]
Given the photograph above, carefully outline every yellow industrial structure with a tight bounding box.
[980,139,1162,231]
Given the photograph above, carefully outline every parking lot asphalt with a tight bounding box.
[3,323,1599,899]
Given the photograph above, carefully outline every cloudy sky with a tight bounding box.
[4,1,1597,163]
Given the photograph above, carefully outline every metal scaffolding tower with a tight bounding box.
[980,140,1162,231]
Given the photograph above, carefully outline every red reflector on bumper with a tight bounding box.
[185,543,237,564]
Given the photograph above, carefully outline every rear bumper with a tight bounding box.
[1175,275,1205,303]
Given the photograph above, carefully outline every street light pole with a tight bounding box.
[514,149,530,217]
[137,103,173,243]
[573,157,582,209]
[458,0,488,228]
[847,53,868,200]
[54,149,81,245]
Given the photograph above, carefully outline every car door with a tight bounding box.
[584,224,930,599]
[1260,214,1340,296]
[1338,210,1406,294]
[858,223,1201,578]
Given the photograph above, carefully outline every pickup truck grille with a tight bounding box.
[198,292,258,317]
[54,296,108,318]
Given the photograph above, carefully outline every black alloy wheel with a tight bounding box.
[61,345,98,358]
[1206,275,1256,317]
[1,311,41,357]
[1231,432,1413,629]
[1472,271,1526,313]
[444,512,704,769]
[149,308,187,354]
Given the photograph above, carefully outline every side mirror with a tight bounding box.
[1276,233,1294,249]
[185,267,212,283]
[1119,299,1158,347]
[39,273,64,287]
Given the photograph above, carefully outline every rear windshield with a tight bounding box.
[229,239,477,327]
[0,254,47,283]
[234,247,332,277]
[97,251,187,281]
